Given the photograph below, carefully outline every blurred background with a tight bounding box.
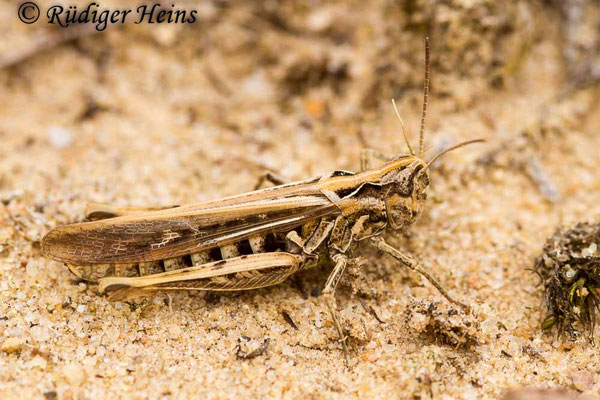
[1,0,598,210]
[1,1,600,399]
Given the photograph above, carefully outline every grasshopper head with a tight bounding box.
[380,138,481,231]
[382,37,483,230]
[380,158,429,230]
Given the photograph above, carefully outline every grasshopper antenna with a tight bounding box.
[418,37,430,157]
[391,99,415,155]
[425,139,485,169]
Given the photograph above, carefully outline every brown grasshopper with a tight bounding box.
[41,38,482,361]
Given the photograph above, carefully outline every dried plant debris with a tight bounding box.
[235,337,270,360]
[404,299,479,349]
[281,309,299,330]
[535,222,600,339]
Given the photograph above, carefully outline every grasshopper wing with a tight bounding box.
[42,179,340,264]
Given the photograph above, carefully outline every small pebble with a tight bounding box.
[48,126,73,149]
[1,337,25,353]
[30,355,47,369]
[62,363,86,386]
[43,391,57,400]
[5,328,22,337]
[571,369,594,392]
[170,325,181,337]
[582,242,597,257]
[96,345,106,357]
[314,315,322,328]
[153,25,178,46]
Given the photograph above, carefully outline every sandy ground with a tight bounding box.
[1,1,600,399]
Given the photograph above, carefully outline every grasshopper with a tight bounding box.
[41,38,482,360]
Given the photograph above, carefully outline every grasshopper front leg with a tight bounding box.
[371,237,467,309]
[322,253,350,363]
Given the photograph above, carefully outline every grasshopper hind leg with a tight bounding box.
[322,254,350,363]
